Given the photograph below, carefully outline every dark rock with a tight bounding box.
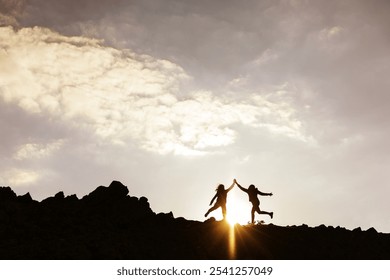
[204,217,216,223]
[138,196,149,208]
[82,180,129,204]
[1,181,390,260]
[55,192,65,199]
[65,194,78,202]
[0,186,17,202]
[42,191,66,205]
[17,192,33,203]
[155,212,174,224]
[353,227,362,232]
[157,211,174,219]
[317,224,327,230]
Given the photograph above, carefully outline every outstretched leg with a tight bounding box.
[205,204,220,217]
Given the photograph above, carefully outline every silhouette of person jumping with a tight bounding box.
[234,179,273,224]
[205,180,235,220]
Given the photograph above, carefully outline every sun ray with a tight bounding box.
[228,223,236,259]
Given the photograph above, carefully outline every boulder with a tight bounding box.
[0,186,17,202]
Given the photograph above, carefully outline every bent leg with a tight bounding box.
[258,210,273,219]
[253,204,273,220]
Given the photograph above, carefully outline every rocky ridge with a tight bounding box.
[1,181,389,259]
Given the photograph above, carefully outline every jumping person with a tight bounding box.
[205,180,235,220]
[234,179,273,224]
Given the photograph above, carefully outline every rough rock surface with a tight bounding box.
[1,181,390,259]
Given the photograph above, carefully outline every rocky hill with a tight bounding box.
[1,181,389,259]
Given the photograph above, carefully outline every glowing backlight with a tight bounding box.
[226,191,250,226]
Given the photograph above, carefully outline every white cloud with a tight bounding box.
[1,168,40,186]
[0,26,309,156]
[253,49,279,66]
[318,26,344,41]
[14,140,65,160]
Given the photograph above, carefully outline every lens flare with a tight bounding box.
[228,223,236,259]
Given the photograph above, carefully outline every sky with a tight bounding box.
[1,0,390,232]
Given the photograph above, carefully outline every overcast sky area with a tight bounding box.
[1,0,390,232]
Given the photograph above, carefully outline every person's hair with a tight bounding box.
[249,184,256,190]
[216,184,224,192]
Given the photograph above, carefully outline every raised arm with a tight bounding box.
[234,179,247,193]
[226,180,235,192]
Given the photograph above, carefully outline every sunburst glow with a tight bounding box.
[226,191,251,226]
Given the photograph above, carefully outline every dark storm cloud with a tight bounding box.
[0,0,26,26]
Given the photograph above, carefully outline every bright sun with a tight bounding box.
[226,192,250,226]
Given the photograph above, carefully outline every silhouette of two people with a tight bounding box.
[205,179,274,224]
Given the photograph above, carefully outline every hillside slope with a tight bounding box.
[1,181,389,259]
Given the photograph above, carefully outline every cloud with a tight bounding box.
[253,49,279,66]
[0,0,26,26]
[0,168,40,186]
[14,140,65,160]
[0,26,308,156]
[318,26,344,41]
